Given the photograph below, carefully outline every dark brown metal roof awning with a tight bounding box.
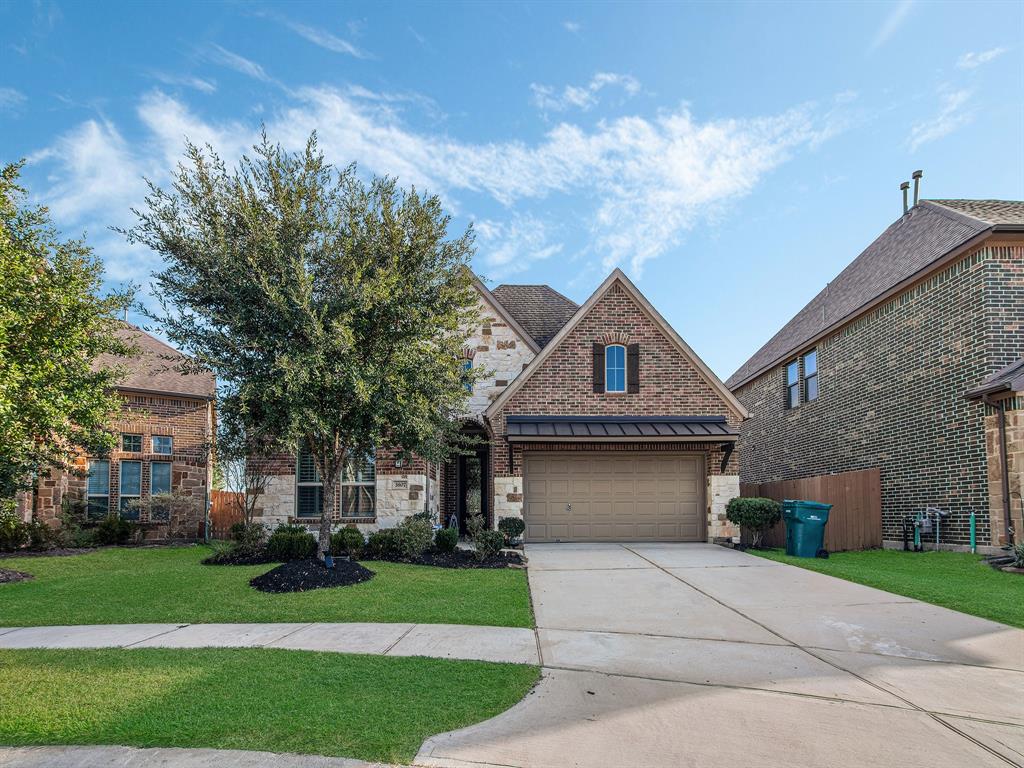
[506,415,739,442]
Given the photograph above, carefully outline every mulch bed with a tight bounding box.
[202,548,274,566]
[250,558,375,593]
[0,568,34,584]
[365,548,525,569]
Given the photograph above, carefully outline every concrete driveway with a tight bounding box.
[417,543,1024,768]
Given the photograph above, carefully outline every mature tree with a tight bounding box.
[125,133,481,557]
[0,161,133,500]
[216,398,277,527]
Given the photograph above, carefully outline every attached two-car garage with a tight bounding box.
[523,452,705,543]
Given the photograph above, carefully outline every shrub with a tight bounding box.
[1012,542,1024,569]
[474,530,505,561]
[365,529,400,559]
[93,514,138,546]
[331,527,366,558]
[231,521,267,547]
[725,497,782,548]
[498,516,525,546]
[395,517,434,559]
[0,505,28,551]
[435,526,459,553]
[266,525,317,561]
[203,541,270,565]
[26,519,57,551]
[408,510,435,524]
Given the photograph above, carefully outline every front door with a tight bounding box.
[458,451,488,534]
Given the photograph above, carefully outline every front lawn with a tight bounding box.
[0,647,540,763]
[749,548,1024,628]
[0,546,533,628]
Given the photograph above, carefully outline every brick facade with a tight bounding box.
[734,241,1024,547]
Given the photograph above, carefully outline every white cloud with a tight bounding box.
[956,47,1008,69]
[475,215,563,278]
[869,0,915,52]
[563,21,581,34]
[907,89,973,151]
[30,84,848,286]
[151,72,217,94]
[281,19,369,59]
[207,44,277,84]
[531,72,641,113]
[0,87,26,113]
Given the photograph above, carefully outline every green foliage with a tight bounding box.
[230,521,267,547]
[474,530,505,561]
[498,517,525,545]
[92,515,138,546]
[434,526,458,553]
[124,133,481,556]
[57,506,95,548]
[365,529,399,559]
[331,527,366,558]
[0,504,28,551]
[265,525,317,561]
[726,496,782,548]
[395,517,434,559]
[0,161,134,497]
[25,519,56,551]
[1012,542,1024,569]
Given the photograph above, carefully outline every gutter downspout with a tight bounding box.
[984,394,1014,546]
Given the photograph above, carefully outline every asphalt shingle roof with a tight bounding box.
[95,324,216,399]
[490,284,579,348]
[726,199,1021,389]
[965,357,1024,399]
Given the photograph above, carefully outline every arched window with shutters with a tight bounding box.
[605,344,626,392]
[593,341,640,394]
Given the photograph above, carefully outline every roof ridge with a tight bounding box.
[918,200,994,227]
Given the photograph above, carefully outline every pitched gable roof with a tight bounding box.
[486,269,748,420]
[726,199,1024,390]
[95,324,216,400]
[490,284,578,348]
[472,277,541,354]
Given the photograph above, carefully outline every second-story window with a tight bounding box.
[605,344,626,393]
[152,435,173,455]
[462,358,473,393]
[122,434,142,452]
[803,349,819,402]
[785,360,800,408]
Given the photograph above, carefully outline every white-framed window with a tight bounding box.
[87,459,110,520]
[121,434,142,452]
[785,360,800,409]
[605,344,626,393]
[152,435,173,455]
[151,461,172,496]
[119,460,142,518]
[296,446,322,518]
[803,349,819,402]
[341,451,376,518]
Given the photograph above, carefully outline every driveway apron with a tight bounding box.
[417,543,1024,768]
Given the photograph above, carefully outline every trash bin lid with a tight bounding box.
[790,500,833,511]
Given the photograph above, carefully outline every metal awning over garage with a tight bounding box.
[506,415,738,442]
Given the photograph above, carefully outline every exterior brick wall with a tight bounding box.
[734,241,1024,546]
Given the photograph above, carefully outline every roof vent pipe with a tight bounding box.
[912,170,923,206]
[900,181,910,214]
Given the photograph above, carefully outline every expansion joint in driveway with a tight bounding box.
[619,544,1022,767]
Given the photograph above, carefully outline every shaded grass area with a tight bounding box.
[0,546,533,628]
[0,647,540,763]
[749,548,1024,628]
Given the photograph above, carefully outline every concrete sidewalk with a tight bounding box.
[0,745,391,768]
[0,622,538,665]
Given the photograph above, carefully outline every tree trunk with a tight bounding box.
[319,471,336,561]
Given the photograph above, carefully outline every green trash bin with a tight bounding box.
[782,500,832,557]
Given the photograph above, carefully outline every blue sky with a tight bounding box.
[2,0,1022,379]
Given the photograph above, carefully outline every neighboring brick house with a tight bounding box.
[727,197,1024,549]
[19,325,216,539]
[254,269,748,543]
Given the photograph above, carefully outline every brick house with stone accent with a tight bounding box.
[254,269,747,543]
[18,325,216,539]
[727,198,1024,550]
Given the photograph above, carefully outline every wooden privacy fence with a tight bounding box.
[207,489,245,539]
[740,468,882,552]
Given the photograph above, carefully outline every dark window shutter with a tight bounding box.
[592,343,605,392]
[627,344,640,393]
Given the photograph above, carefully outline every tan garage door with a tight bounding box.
[523,452,705,542]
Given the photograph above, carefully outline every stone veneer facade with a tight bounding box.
[981,395,1024,546]
[488,280,744,542]
[734,240,1024,547]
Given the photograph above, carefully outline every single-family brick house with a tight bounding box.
[18,325,216,538]
[727,195,1024,549]
[254,269,748,543]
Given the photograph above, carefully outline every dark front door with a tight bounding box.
[458,450,488,534]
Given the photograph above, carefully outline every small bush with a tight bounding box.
[474,529,505,561]
[395,517,434,559]
[435,526,459,553]
[0,506,28,551]
[1012,542,1024,569]
[725,497,782,548]
[408,510,435,524]
[266,525,317,562]
[203,541,270,565]
[25,520,57,551]
[331,527,366,558]
[498,517,525,546]
[56,508,95,548]
[93,515,138,546]
[231,521,267,547]
[365,529,400,559]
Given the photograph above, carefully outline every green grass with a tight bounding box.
[0,647,540,763]
[0,546,533,628]
[749,548,1024,628]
